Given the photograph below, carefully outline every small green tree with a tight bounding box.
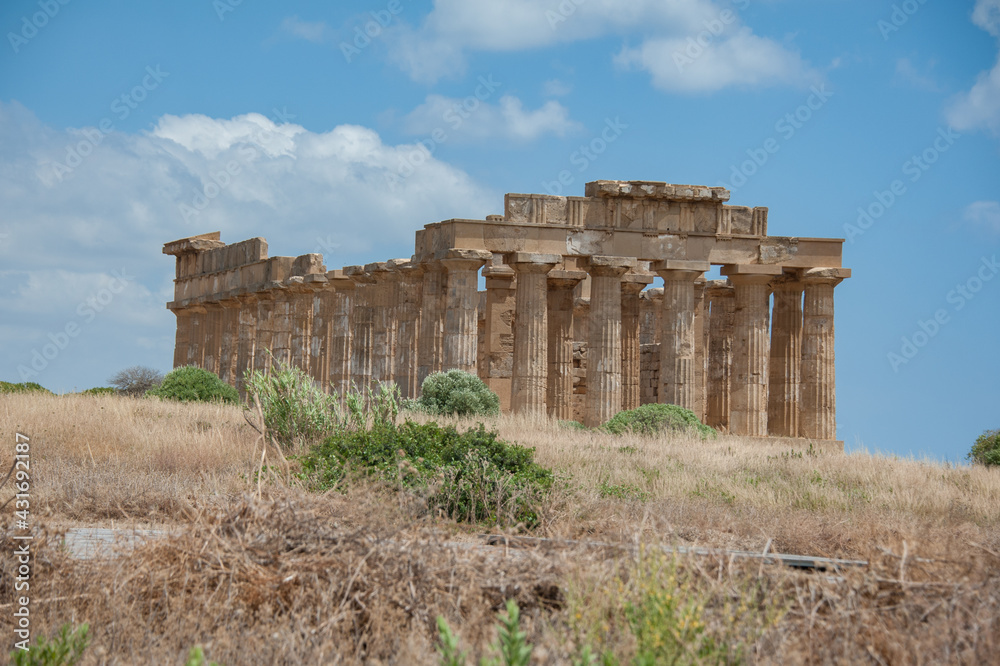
[147,366,239,404]
[414,370,500,417]
[968,429,1000,467]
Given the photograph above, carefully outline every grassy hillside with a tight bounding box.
[1,393,997,663]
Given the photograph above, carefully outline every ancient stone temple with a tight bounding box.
[164,180,850,442]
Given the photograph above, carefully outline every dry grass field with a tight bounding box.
[1,392,998,664]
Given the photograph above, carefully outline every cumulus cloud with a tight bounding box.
[383,0,818,92]
[614,27,816,93]
[947,0,1000,136]
[964,200,1000,232]
[0,101,494,389]
[401,93,582,141]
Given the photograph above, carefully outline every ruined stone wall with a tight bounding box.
[165,180,850,442]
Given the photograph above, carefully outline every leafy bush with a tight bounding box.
[108,365,164,396]
[11,623,89,666]
[0,381,52,395]
[300,420,553,526]
[146,366,239,404]
[80,387,116,396]
[968,429,1000,467]
[602,403,715,439]
[437,599,532,666]
[413,370,500,417]
[244,361,399,449]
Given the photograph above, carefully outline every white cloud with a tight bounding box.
[947,0,1000,136]
[401,94,582,141]
[964,200,1000,232]
[278,15,330,43]
[384,0,819,92]
[614,27,816,93]
[0,101,495,389]
[973,0,1000,37]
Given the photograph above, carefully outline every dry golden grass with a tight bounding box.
[0,393,998,664]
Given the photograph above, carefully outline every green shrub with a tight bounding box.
[11,623,89,666]
[413,370,500,417]
[146,366,239,404]
[244,360,399,449]
[968,429,1000,467]
[300,420,553,526]
[0,381,52,395]
[81,387,116,396]
[602,403,714,439]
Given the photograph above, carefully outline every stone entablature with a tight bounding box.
[164,180,849,442]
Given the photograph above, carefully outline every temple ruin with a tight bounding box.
[164,180,850,441]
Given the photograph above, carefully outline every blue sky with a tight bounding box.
[1,0,997,462]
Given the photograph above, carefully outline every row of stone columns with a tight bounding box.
[171,253,844,439]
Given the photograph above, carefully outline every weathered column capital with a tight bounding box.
[653,259,710,281]
[344,265,376,285]
[721,264,781,286]
[326,269,357,291]
[800,267,851,287]
[438,248,492,272]
[587,255,636,278]
[548,269,587,290]
[622,271,655,295]
[508,252,561,274]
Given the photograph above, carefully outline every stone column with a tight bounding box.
[483,260,517,410]
[509,253,561,414]
[584,256,636,428]
[345,266,375,391]
[188,305,207,368]
[235,294,258,395]
[722,265,781,436]
[270,286,293,369]
[693,279,707,421]
[547,270,586,420]
[365,262,396,385]
[768,275,804,437]
[326,271,355,396]
[801,268,850,440]
[218,299,241,385]
[202,302,224,375]
[254,290,276,374]
[655,260,710,412]
[171,308,191,369]
[287,277,314,374]
[306,274,331,389]
[392,260,424,400]
[705,281,735,430]
[441,250,491,374]
[418,261,446,386]
[621,273,654,411]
